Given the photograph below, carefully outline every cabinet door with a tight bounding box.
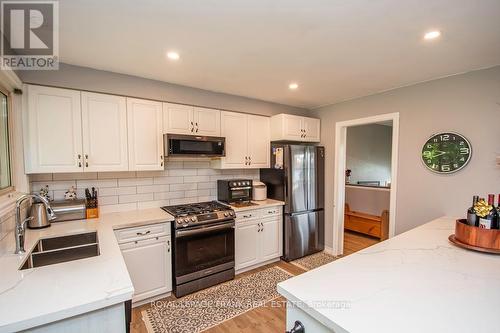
[260,218,282,261]
[303,117,321,142]
[247,115,270,168]
[220,111,248,168]
[193,107,221,136]
[127,98,164,171]
[235,221,260,270]
[25,85,83,173]
[283,114,303,141]
[119,236,172,303]
[163,103,194,135]
[81,92,128,172]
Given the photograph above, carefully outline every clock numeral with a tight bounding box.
[423,151,432,159]
[460,157,465,162]
[453,163,459,168]
[441,165,451,172]
[440,134,450,141]
[459,141,465,146]
[459,147,469,154]
[427,159,432,164]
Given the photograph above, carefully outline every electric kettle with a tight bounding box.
[28,202,52,229]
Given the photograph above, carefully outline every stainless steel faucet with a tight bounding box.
[15,194,56,254]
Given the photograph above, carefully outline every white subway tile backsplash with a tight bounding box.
[119,193,153,204]
[154,191,185,200]
[136,184,170,194]
[183,175,210,183]
[168,169,197,177]
[153,176,184,185]
[118,178,153,187]
[98,171,136,179]
[98,186,137,196]
[76,179,117,189]
[169,183,197,191]
[28,166,259,214]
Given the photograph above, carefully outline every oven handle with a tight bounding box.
[176,221,235,238]
[229,186,252,191]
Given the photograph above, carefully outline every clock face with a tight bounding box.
[421,132,471,174]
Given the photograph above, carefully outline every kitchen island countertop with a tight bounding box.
[278,217,500,333]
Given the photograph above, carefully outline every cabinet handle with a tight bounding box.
[77,154,82,168]
[167,240,170,252]
[136,230,151,236]
[243,214,252,218]
[195,122,199,133]
[160,155,164,167]
[244,156,248,166]
[190,121,194,132]
[84,154,89,167]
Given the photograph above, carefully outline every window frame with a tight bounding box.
[0,84,14,196]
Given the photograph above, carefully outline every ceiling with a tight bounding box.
[59,0,500,109]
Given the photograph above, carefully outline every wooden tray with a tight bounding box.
[449,219,500,254]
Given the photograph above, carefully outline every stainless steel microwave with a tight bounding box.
[164,134,225,157]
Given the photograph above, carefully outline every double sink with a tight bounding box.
[20,232,100,270]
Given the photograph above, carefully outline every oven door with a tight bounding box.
[229,186,252,202]
[174,221,235,282]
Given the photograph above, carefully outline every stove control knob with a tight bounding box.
[176,219,183,224]
[224,212,228,217]
[229,211,235,216]
[191,217,196,222]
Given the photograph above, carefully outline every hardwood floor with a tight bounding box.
[131,232,378,333]
[343,230,380,256]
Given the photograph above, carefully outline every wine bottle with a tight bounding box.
[467,195,479,226]
[478,194,499,229]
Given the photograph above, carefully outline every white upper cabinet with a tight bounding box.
[271,113,321,142]
[81,92,128,172]
[163,103,220,136]
[214,111,269,169]
[247,115,270,168]
[162,103,193,135]
[218,111,248,168]
[24,85,83,173]
[193,107,221,136]
[127,98,164,171]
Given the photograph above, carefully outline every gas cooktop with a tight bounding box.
[161,201,235,229]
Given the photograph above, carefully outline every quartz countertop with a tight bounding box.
[277,217,500,333]
[0,208,174,333]
[228,199,285,212]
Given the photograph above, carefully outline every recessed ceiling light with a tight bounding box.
[166,51,180,60]
[289,83,299,90]
[423,30,441,40]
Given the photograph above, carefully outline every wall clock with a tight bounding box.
[421,132,472,174]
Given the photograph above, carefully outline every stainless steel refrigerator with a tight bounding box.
[260,143,325,261]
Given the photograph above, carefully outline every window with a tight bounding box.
[0,90,11,194]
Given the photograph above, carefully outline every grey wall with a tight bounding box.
[345,186,390,216]
[346,124,392,186]
[312,65,500,248]
[16,63,308,117]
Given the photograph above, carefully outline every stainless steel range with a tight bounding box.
[162,201,235,297]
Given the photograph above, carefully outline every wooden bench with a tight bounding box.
[344,204,389,240]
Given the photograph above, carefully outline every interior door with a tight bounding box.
[247,115,270,168]
[283,210,325,261]
[26,85,83,173]
[81,92,128,172]
[127,98,164,171]
[193,107,221,136]
[220,111,248,168]
[288,145,307,213]
[163,103,194,135]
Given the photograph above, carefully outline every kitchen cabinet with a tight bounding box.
[235,206,283,272]
[81,92,128,172]
[24,85,83,173]
[271,113,321,142]
[127,98,164,171]
[213,111,270,169]
[163,103,221,136]
[115,222,172,304]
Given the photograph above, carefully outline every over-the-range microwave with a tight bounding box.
[164,134,225,157]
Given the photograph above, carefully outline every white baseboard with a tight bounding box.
[235,257,281,275]
[323,246,335,255]
[132,291,172,308]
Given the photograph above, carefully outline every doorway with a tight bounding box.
[333,113,399,256]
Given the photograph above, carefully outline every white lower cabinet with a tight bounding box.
[235,207,283,272]
[115,223,172,305]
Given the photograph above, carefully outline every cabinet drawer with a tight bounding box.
[260,206,282,217]
[115,222,170,244]
[235,211,260,223]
